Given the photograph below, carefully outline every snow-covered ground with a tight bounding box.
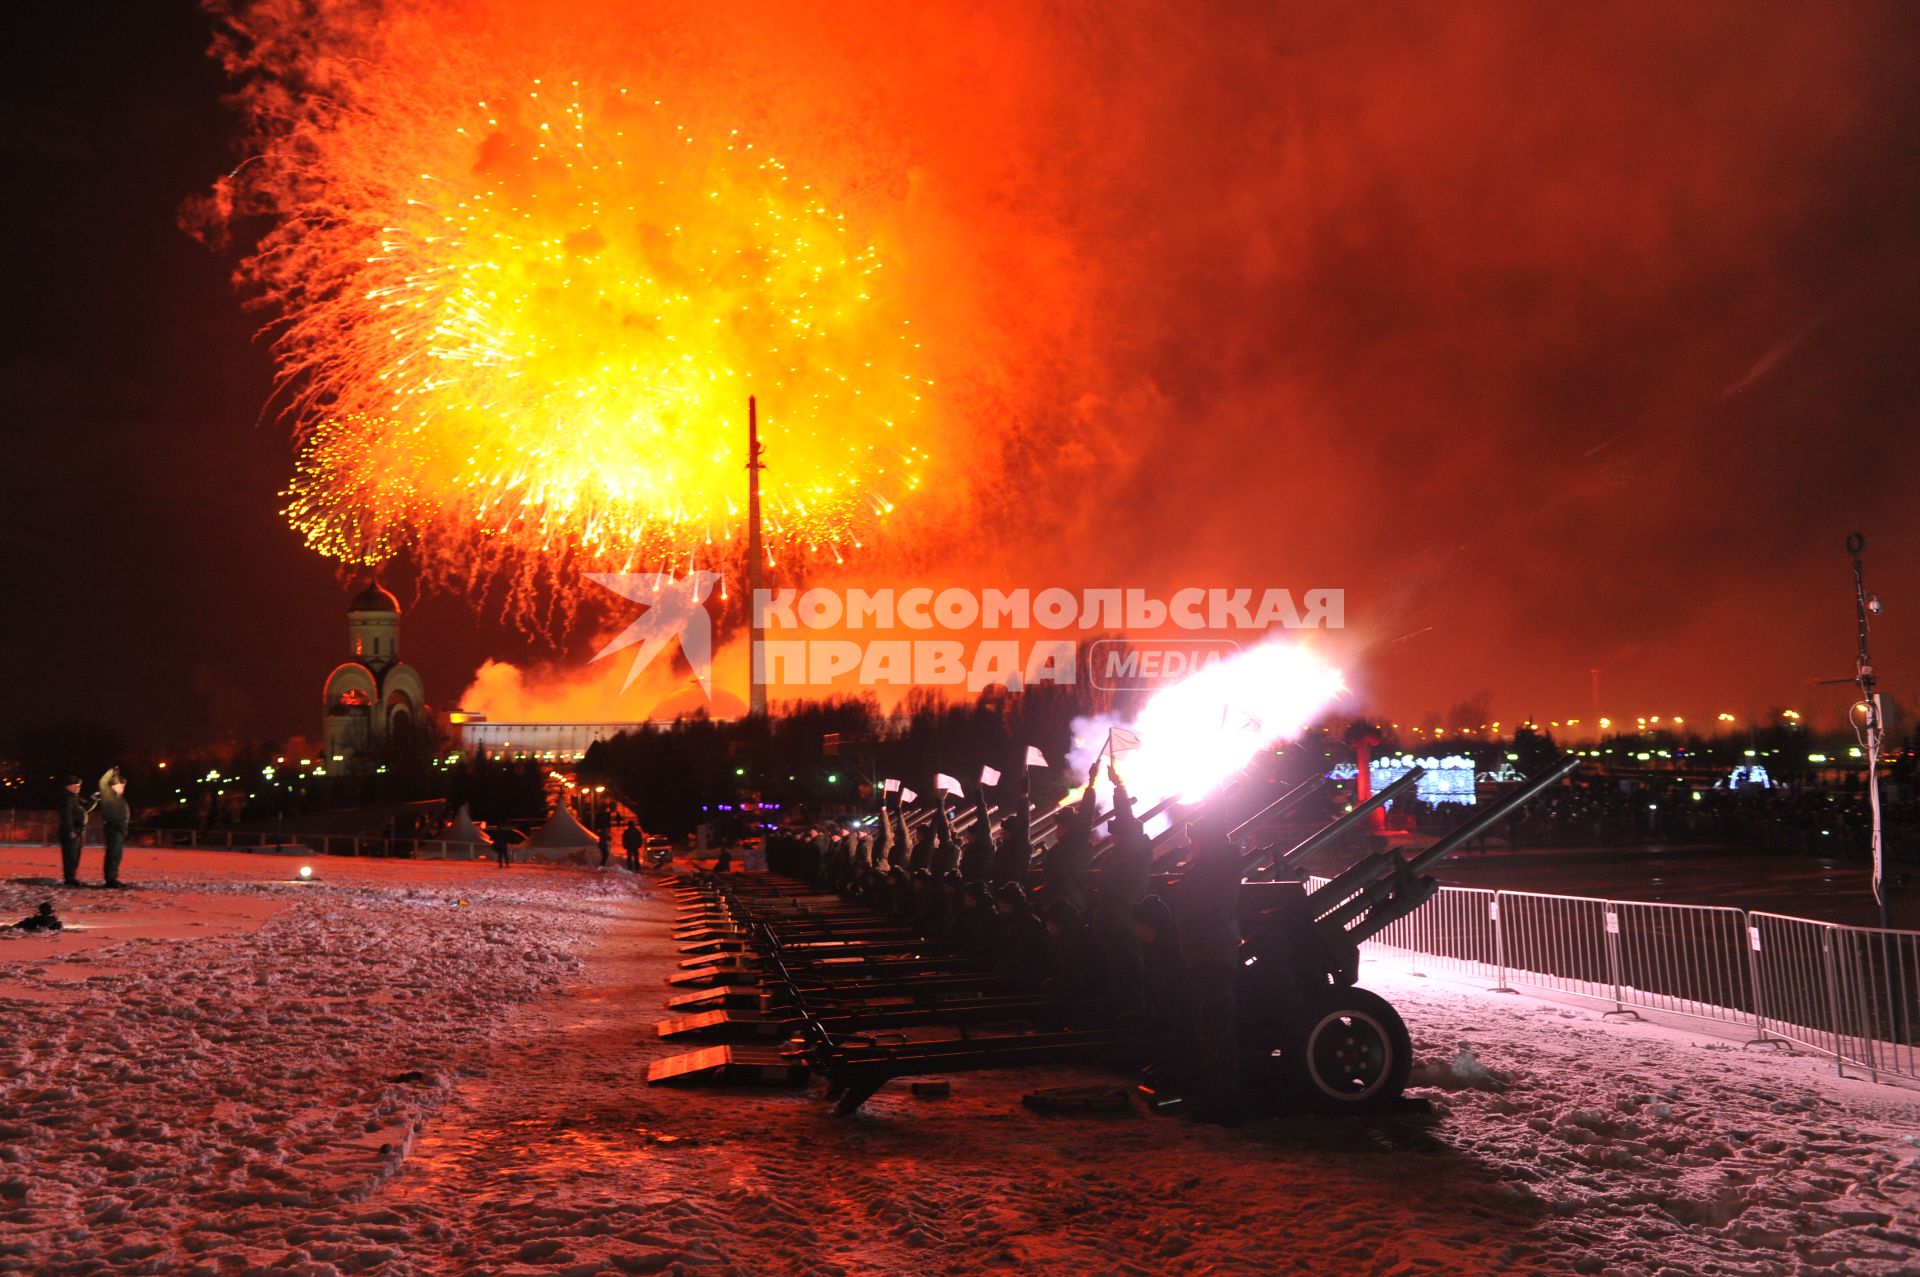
[2,846,1916,1276]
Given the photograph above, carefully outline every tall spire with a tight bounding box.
[747,396,767,717]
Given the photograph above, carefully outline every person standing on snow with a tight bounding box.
[57,775,94,886]
[1171,813,1245,1125]
[95,767,130,889]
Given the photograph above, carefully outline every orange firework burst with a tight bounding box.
[255,77,928,612]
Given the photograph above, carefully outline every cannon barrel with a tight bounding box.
[1144,774,1327,871]
[1252,769,1420,876]
[1230,775,1331,842]
[1403,754,1580,876]
[1308,756,1581,935]
[949,803,987,834]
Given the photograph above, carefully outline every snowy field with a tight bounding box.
[2,846,1916,1276]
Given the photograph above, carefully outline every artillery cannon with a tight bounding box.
[1229,756,1580,1106]
[653,756,1580,1117]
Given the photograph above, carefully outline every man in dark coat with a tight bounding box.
[1043,897,1102,1013]
[1172,814,1245,1124]
[492,823,513,868]
[928,800,960,877]
[992,881,1050,975]
[907,816,937,874]
[1092,767,1152,1019]
[1131,895,1187,1033]
[959,782,997,882]
[989,807,1033,886]
[58,775,92,887]
[1042,783,1098,917]
[96,767,130,888]
[1132,893,1188,1090]
[622,820,643,870]
[990,768,1036,887]
[956,878,997,950]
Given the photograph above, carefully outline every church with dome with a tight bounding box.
[321,583,427,759]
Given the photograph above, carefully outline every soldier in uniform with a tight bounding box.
[1172,813,1245,1125]
[95,767,130,888]
[1091,763,1152,1020]
[988,806,1033,887]
[58,775,94,886]
[960,781,997,882]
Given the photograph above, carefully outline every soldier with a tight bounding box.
[1042,782,1098,916]
[95,767,130,888]
[875,797,900,872]
[992,881,1049,975]
[907,815,937,873]
[1131,893,1188,1091]
[960,781,997,882]
[956,879,998,950]
[1172,813,1245,1125]
[1091,762,1152,1019]
[928,799,960,877]
[989,806,1034,886]
[57,775,93,887]
[1042,897,1101,1010]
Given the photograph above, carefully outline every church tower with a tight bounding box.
[348,582,402,671]
[323,582,427,759]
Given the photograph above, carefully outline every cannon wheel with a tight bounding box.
[1283,987,1411,1108]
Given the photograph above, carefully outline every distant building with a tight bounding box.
[321,583,427,760]
[448,718,650,759]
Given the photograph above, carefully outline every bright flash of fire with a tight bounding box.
[260,80,929,614]
[1070,642,1346,812]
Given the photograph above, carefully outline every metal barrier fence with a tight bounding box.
[135,828,502,861]
[0,812,56,845]
[0,815,492,862]
[1366,884,1499,982]
[1334,882,1920,1087]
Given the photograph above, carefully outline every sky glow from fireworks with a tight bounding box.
[262,79,929,613]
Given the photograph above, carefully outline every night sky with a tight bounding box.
[4,0,1918,751]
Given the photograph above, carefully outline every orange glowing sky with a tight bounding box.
[5,0,1917,744]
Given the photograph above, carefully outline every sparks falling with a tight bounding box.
[260,79,928,614]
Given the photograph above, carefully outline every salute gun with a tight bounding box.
[1305,755,1580,951]
[1246,768,1423,877]
[1223,757,1581,1108]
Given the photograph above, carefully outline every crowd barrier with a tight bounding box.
[1308,875,1920,1086]
[0,813,493,861]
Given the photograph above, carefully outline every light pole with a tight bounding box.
[1845,533,1889,929]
